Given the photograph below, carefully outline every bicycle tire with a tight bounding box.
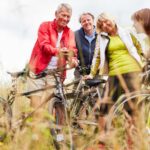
[76,93,98,122]
[48,97,65,126]
[48,97,66,150]
[0,97,12,130]
[106,92,150,131]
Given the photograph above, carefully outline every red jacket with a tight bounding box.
[29,19,77,78]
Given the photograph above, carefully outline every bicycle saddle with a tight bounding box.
[85,79,106,87]
[7,71,26,78]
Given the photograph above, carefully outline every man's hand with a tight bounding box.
[58,47,68,58]
[68,57,78,68]
[57,47,68,63]
[60,47,69,53]
[58,47,77,67]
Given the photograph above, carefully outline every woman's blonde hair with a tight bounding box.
[96,12,116,33]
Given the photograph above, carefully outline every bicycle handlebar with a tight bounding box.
[7,66,72,79]
[7,71,27,78]
[76,66,91,75]
[29,67,72,79]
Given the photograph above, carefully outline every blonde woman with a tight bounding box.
[86,13,143,120]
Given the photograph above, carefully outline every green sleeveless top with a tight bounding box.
[107,36,141,76]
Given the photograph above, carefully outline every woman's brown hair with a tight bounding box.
[132,8,150,36]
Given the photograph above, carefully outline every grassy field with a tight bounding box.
[0,77,149,150]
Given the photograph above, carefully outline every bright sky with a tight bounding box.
[0,0,150,82]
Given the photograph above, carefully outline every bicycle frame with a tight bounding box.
[64,76,106,126]
[1,69,69,130]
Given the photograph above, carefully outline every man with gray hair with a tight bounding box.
[74,12,97,78]
[27,3,78,117]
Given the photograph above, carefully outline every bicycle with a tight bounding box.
[104,89,150,149]
[65,66,107,124]
[47,67,108,149]
[0,67,107,149]
[0,67,83,150]
[0,70,60,127]
[67,77,106,125]
[0,68,74,139]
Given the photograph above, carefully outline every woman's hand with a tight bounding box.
[83,74,93,80]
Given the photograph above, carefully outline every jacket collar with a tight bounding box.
[79,26,97,37]
[51,19,70,32]
[100,32,108,37]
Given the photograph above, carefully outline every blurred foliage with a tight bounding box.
[0,77,149,150]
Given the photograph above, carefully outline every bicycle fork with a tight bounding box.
[54,75,74,150]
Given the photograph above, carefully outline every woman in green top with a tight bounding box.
[86,12,143,117]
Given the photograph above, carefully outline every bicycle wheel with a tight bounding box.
[107,92,150,129]
[105,92,150,149]
[48,97,65,126]
[69,96,83,118]
[138,95,150,132]
[48,97,66,149]
[76,92,98,123]
[0,97,12,134]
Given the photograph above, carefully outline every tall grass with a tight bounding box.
[0,75,149,150]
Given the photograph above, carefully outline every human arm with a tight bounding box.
[74,31,84,67]
[37,22,59,56]
[130,33,145,68]
[130,33,143,57]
